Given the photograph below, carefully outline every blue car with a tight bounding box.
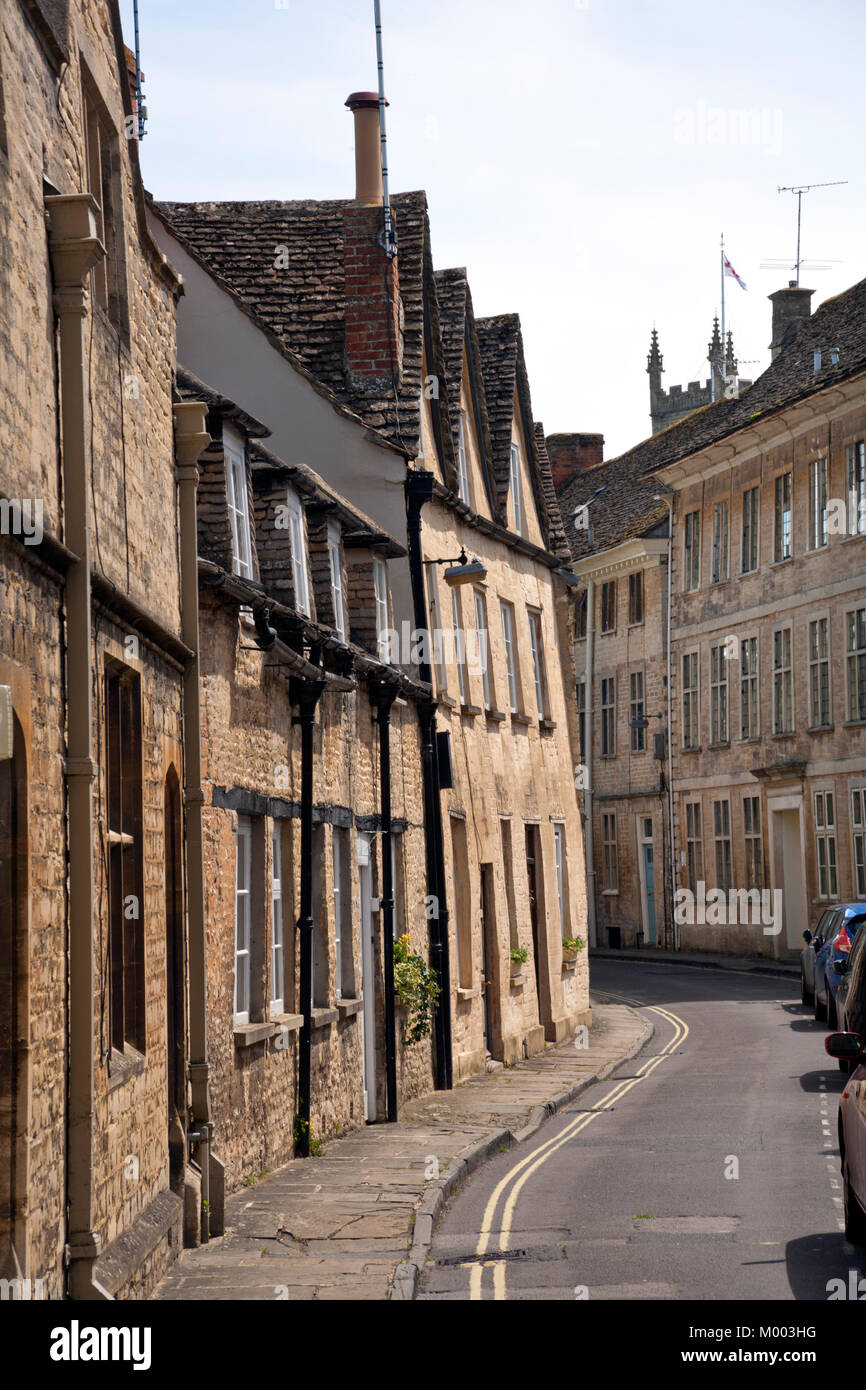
[814,905,866,1028]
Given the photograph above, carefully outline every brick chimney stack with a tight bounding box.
[769,282,814,359]
[343,92,402,389]
[546,433,604,489]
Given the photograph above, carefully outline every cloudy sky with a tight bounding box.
[119,0,864,459]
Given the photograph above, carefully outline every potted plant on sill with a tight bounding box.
[510,946,528,979]
[562,936,586,969]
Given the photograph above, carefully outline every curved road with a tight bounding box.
[419,959,852,1301]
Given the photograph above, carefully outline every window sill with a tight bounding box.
[438,693,457,709]
[509,974,524,991]
[108,1045,145,1092]
[511,712,532,727]
[739,736,761,744]
[770,557,794,569]
[680,745,702,754]
[771,731,796,740]
[234,1022,275,1048]
[485,709,507,724]
[709,578,731,588]
[271,1012,303,1032]
[627,620,645,629]
[336,997,363,1019]
[600,889,619,897]
[456,986,479,1002]
[844,719,866,729]
[600,628,616,636]
[539,717,556,734]
[312,1007,338,1029]
[807,724,834,734]
[707,742,730,751]
[460,702,482,718]
[630,746,647,754]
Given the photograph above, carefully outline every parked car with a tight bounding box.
[801,908,841,1006]
[836,926,866,1070]
[814,906,866,1027]
[825,1031,866,1243]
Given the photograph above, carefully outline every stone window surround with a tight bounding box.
[812,783,839,902]
[807,608,832,731]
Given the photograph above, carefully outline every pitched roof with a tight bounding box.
[476,314,571,562]
[556,274,866,561]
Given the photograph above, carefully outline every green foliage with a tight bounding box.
[293,1115,322,1156]
[562,937,586,954]
[393,934,441,1044]
[510,946,528,964]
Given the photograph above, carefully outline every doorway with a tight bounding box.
[637,816,657,946]
[770,804,808,951]
[357,833,377,1121]
[480,863,497,1057]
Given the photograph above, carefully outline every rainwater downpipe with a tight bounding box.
[405,470,452,1090]
[46,193,112,1301]
[294,679,325,1156]
[172,401,216,1240]
[375,684,399,1120]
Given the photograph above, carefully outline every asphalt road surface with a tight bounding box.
[418,959,855,1301]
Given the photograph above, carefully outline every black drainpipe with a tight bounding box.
[405,470,453,1090]
[293,676,325,1156]
[375,682,399,1120]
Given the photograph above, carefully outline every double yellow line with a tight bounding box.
[464,995,688,1300]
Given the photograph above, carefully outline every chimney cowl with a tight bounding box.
[345,90,386,207]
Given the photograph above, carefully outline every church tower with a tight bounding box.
[648,317,751,435]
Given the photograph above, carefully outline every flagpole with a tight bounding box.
[720,233,726,386]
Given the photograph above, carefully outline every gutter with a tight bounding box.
[374,682,399,1120]
[46,192,112,1300]
[583,577,597,949]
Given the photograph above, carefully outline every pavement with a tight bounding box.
[590,946,799,978]
[151,1001,651,1302]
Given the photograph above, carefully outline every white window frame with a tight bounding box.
[814,789,838,900]
[848,606,866,722]
[740,634,759,740]
[711,500,729,583]
[474,588,492,710]
[500,600,518,713]
[509,442,523,535]
[743,795,763,890]
[333,829,345,999]
[710,643,728,745]
[457,412,471,506]
[851,784,866,900]
[685,800,703,893]
[808,615,831,728]
[683,510,700,591]
[774,471,792,563]
[453,586,468,704]
[713,798,732,892]
[773,625,794,734]
[224,425,253,579]
[602,813,618,891]
[234,816,252,1025]
[373,557,390,663]
[328,523,346,640]
[741,486,759,574]
[270,825,284,1017]
[286,488,310,617]
[682,649,699,749]
[601,675,616,757]
[527,609,548,718]
[630,669,645,751]
[808,458,828,551]
[848,441,865,537]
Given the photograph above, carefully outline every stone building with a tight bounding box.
[650,277,866,959]
[558,279,866,960]
[173,362,431,1192]
[553,437,671,949]
[0,0,193,1297]
[150,91,591,1082]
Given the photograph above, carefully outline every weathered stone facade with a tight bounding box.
[0,0,187,1296]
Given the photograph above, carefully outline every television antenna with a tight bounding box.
[759,181,847,285]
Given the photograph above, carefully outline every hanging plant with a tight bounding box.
[393,934,441,1044]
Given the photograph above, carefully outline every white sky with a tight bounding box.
[120,0,865,459]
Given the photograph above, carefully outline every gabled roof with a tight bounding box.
[433,267,498,515]
[476,314,571,562]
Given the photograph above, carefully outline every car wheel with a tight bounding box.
[844,1156,866,1246]
[801,971,812,1006]
[815,984,827,1022]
